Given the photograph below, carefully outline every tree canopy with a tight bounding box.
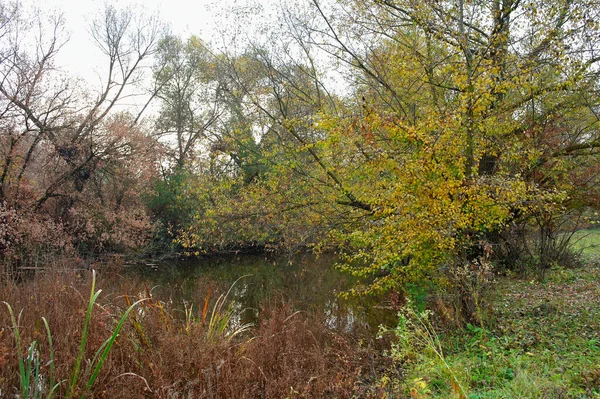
[1,0,599,305]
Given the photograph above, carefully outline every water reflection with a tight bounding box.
[131,252,394,333]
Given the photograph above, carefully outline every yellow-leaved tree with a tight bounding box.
[297,0,600,314]
[165,0,599,320]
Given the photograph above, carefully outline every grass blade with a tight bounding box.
[85,297,147,392]
[2,302,27,397]
[42,317,58,399]
[30,341,41,399]
[206,275,252,342]
[202,288,211,325]
[124,291,150,348]
[66,270,101,399]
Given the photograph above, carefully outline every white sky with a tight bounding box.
[13,0,287,117]
[23,0,278,84]
[16,0,350,117]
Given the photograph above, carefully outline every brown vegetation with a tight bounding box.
[0,270,388,398]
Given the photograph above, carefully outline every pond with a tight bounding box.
[131,252,395,333]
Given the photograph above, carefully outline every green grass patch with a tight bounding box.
[381,263,600,398]
[570,228,600,261]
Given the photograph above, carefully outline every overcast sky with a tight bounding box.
[22,0,278,83]
[13,0,287,115]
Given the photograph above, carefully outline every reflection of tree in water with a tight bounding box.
[131,252,394,332]
[324,298,356,332]
[230,281,259,328]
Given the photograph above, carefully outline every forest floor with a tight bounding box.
[392,229,600,399]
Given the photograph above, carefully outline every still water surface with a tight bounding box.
[132,252,394,333]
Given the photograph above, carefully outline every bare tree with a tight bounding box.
[0,3,165,212]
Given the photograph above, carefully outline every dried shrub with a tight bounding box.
[0,204,76,280]
[494,213,583,279]
[0,271,386,398]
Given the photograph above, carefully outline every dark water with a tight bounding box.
[131,252,395,333]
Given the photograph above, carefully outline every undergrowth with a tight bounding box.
[378,262,600,399]
[3,232,599,398]
[0,270,386,398]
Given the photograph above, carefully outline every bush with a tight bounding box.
[0,204,75,280]
[493,213,583,279]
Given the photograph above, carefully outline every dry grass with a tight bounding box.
[0,270,387,398]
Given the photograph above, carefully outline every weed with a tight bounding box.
[1,270,383,398]
[380,302,468,398]
[379,262,600,398]
[205,275,253,342]
[3,270,145,398]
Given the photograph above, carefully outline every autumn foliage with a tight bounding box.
[1,0,599,308]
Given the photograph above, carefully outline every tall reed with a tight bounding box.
[4,270,145,398]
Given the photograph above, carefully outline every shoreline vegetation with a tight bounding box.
[1,266,390,398]
[2,233,599,398]
[2,0,600,397]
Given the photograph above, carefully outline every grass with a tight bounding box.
[1,270,385,398]
[3,229,599,398]
[3,271,147,398]
[378,231,600,398]
[570,228,600,262]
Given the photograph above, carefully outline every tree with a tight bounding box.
[167,26,366,253]
[170,0,600,308]
[153,35,218,169]
[0,3,164,266]
[0,3,164,207]
[298,0,600,298]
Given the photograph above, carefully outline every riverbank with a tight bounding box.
[2,239,599,398]
[0,269,389,398]
[380,243,600,398]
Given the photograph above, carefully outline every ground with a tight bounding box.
[390,229,600,399]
